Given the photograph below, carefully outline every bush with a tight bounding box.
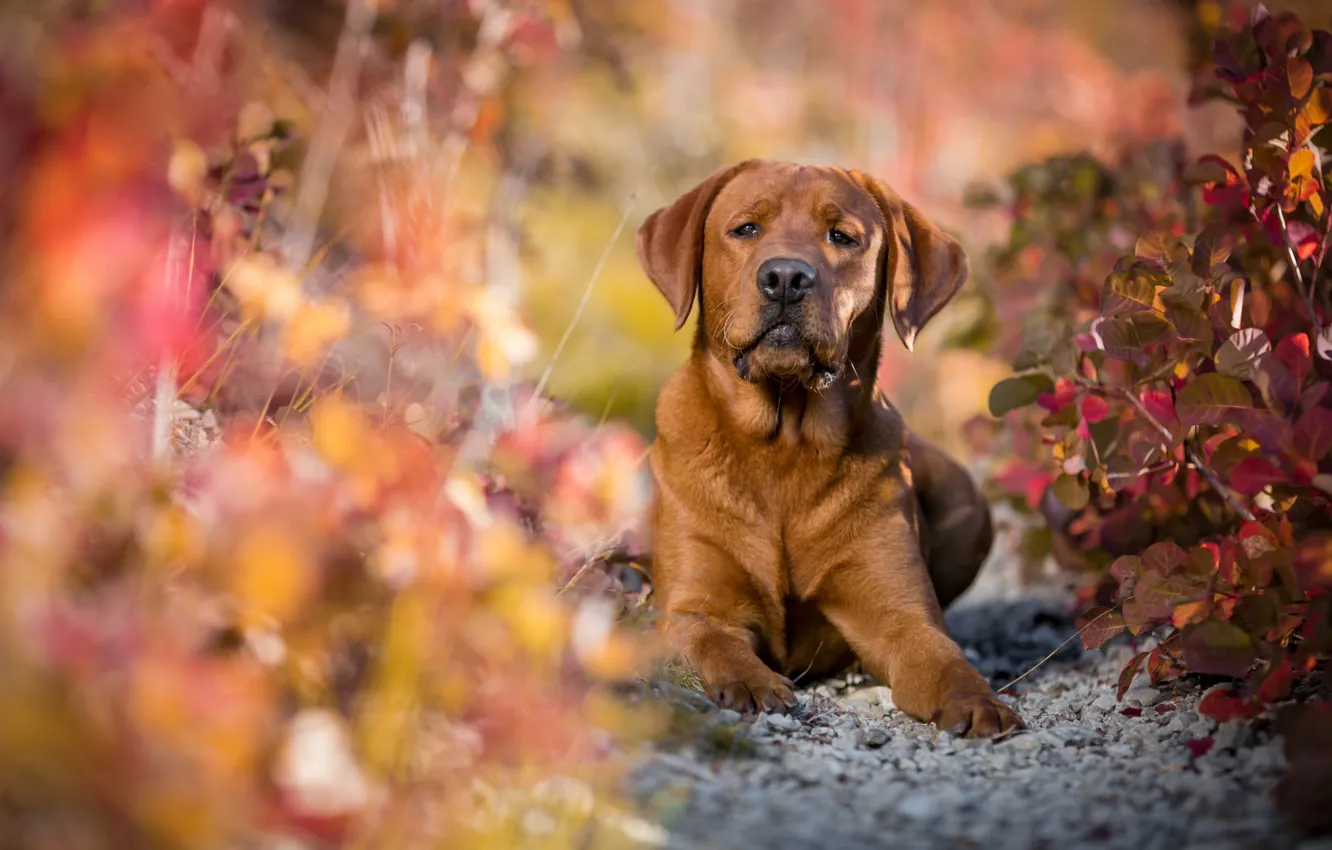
[973,3,1332,722]
[0,4,660,849]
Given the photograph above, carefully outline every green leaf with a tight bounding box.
[988,374,1053,417]
[1012,349,1045,371]
[1101,267,1158,314]
[1215,328,1271,380]
[1175,373,1255,426]
[1052,473,1089,511]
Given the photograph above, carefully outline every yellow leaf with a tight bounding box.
[233,523,315,626]
[492,584,566,659]
[1289,149,1316,181]
[285,299,350,365]
[225,254,302,321]
[1171,600,1209,629]
[310,396,367,469]
[167,139,207,205]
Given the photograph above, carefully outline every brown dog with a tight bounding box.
[637,160,1022,738]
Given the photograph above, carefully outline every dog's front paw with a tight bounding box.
[706,667,797,714]
[932,690,1024,739]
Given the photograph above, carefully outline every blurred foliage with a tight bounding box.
[0,1,672,848]
[967,4,1332,832]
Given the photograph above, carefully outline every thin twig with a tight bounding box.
[997,605,1119,694]
[1274,205,1321,327]
[529,194,637,410]
[1114,386,1256,522]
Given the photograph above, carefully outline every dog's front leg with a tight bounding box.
[813,513,1023,737]
[654,538,796,715]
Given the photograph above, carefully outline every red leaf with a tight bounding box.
[1275,333,1312,391]
[1294,406,1332,461]
[1155,703,1177,714]
[1120,707,1144,717]
[1186,737,1215,757]
[1229,457,1291,494]
[1293,533,1332,589]
[1077,607,1127,650]
[1287,219,1320,262]
[1256,659,1295,703]
[1140,389,1179,427]
[1142,541,1187,576]
[1198,688,1263,722]
[1037,378,1077,411]
[1117,651,1148,700]
[1080,394,1112,424]
[1148,644,1186,684]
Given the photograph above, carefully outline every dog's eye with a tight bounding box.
[729,222,760,238]
[828,228,858,247]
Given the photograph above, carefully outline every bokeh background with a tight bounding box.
[482,0,1324,453]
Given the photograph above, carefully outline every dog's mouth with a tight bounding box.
[732,322,841,390]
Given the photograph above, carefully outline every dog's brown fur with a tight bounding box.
[637,160,1022,738]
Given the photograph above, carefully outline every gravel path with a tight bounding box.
[628,530,1307,850]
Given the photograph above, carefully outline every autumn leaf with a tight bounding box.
[1287,56,1314,98]
[1172,600,1210,629]
[1175,373,1255,426]
[1294,405,1332,460]
[1179,619,1256,677]
[1292,533,1332,589]
[1053,472,1090,511]
[1230,457,1290,494]
[1198,688,1262,722]
[1275,333,1312,391]
[1215,328,1272,380]
[1117,650,1147,700]
[1076,606,1126,650]
[1101,267,1158,314]
[1135,231,1190,276]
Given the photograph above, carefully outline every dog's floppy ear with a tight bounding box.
[636,161,755,331]
[849,170,969,352]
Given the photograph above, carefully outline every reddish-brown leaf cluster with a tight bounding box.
[972,0,1332,791]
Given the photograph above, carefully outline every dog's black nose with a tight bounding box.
[757,257,816,304]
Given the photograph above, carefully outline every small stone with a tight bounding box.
[1122,684,1162,708]
[859,727,890,749]
[172,401,201,421]
[1001,732,1045,752]
[715,709,741,725]
[202,409,219,430]
[1091,693,1119,712]
[763,712,800,732]
[897,792,943,820]
[1212,719,1251,752]
[839,685,892,711]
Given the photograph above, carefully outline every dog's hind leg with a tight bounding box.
[907,432,995,610]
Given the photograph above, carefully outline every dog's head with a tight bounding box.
[637,160,968,390]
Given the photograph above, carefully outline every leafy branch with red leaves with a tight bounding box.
[973,3,1332,738]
